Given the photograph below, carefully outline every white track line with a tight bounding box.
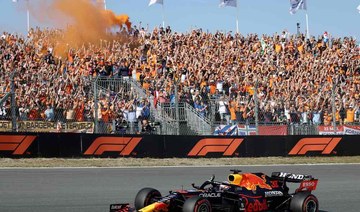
[1,163,360,169]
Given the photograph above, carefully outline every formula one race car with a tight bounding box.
[110,169,319,212]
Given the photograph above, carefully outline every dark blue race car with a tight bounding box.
[110,169,319,212]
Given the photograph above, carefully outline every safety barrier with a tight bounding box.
[0,133,359,158]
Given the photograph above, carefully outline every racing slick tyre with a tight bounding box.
[183,196,212,212]
[290,192,319,212]
[134,187,161,210]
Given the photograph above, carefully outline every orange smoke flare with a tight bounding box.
[28,0,132,56]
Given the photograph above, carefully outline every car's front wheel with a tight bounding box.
[290,192,319,212]
[134,187,161,210]
[183,196,212,212]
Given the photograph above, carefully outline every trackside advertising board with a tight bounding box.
[318,126,360,135]
[0,133,359,158]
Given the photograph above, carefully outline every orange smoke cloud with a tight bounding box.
[102,10,132,32]
[29,0,131,55]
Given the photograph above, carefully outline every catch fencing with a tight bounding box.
[1,75,359,135]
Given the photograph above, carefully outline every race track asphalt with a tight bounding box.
[0,164,359,212]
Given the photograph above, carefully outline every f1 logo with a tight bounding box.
[84,137,142,156]
[0,135,36,155]
[188,138,243,156]
[289,138,342,155]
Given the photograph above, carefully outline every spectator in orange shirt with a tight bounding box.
[74,100,85,122]
[345,105,355,124]
[228,100,237,125]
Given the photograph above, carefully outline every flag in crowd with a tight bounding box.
[237,125,257,136]
[11,0,29,3]
[219,0,237,8]
[149,0,163,6]
[260,37,267,53]
[323,31,329,43]
[213,125,238,136]
[289,0,307,14]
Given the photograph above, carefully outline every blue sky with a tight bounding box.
[1,0,359,39]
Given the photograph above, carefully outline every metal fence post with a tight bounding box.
[331,79,337,134]
[174,79,180,135]
[93,76,99,134]
[211,99,216,124]
[10,71,16,132]
[254,80,259,135]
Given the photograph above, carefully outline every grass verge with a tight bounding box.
[0,156,360,167]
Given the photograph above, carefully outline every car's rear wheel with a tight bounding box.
[183,196,212,212]
[290,192,319,212]
[134,187,161,210]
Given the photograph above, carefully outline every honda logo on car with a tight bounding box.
[199,193,221,198]
[279,172,304,180]
[264,191,283,197]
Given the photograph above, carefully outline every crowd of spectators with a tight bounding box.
[0,25,360,134]
[0,27,153,133]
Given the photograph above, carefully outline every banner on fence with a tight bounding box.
[0,121,94,133]
[59,122,94,133]
[214,125,238,135]
[318,125,360,135]
[258,125,288,135]
[0,121,12,132]
[237,125,257,135]
[214,124,287,135]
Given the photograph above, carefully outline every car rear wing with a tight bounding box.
[271,172,318,192]
[271,172,316,183]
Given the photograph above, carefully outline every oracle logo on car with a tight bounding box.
[199,193,221,198]
[84,137,142,156]
[0,135,36,155]
[188,138,243,156]
[289,137,342,155]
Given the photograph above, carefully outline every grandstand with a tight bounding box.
[0,25,359,135]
